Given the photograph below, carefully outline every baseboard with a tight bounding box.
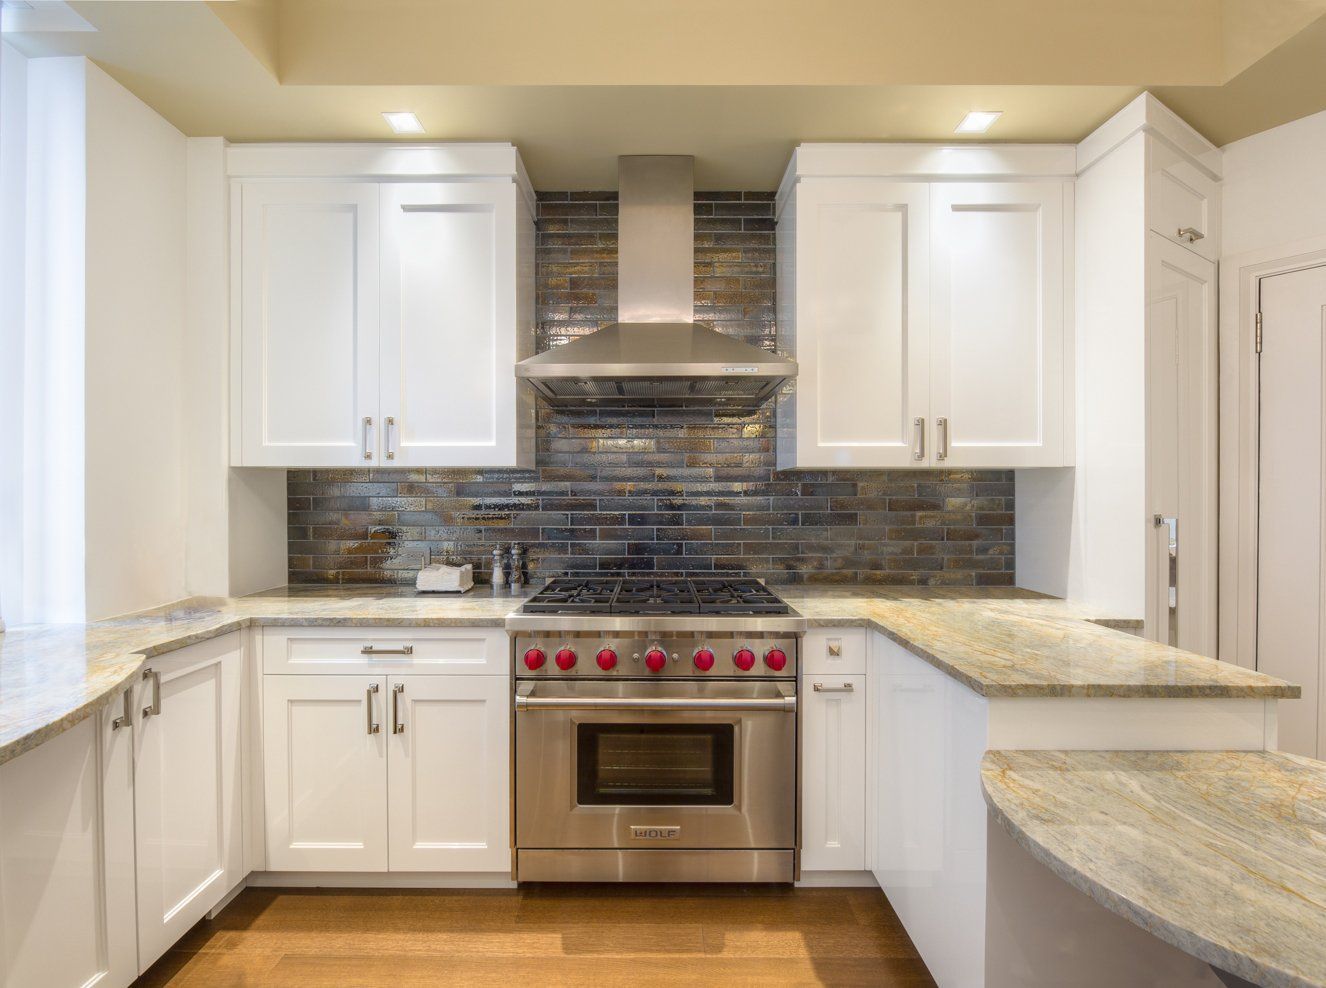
[248,871,518,889]
[795,870,879,888]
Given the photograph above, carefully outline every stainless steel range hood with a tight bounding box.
[515,155,796,409]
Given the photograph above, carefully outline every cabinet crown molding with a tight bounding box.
[1076,93,1221,181]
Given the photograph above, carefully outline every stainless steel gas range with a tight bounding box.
[506,577,807,883]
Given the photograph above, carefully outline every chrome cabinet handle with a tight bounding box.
[813,682,854,693]
[1154,514,1179,645]
[515,695,796,713]
[140,668,161,719]
[1176,226,1205,243]
[912,417,925,461]
[826,640,842,657]
[384,416,396,460]
[366,682,381,735]
[391,683,405,734]
[936,417,949,460]
[362,416,374,461]
[361,644,414,656]
[112,686,133,730]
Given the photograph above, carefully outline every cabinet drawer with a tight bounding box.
[1149,145,1217,261]
[802,628,867,675]
[262,626,508,675]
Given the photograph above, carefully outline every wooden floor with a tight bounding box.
[134,885,935,987]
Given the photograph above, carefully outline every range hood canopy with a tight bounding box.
[515,155,796,409]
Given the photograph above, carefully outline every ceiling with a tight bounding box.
[5,0,1326,189]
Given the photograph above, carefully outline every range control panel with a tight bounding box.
[512,634,799,679]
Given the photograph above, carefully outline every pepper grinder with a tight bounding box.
[490,547,507,590]
[509,543,526,588]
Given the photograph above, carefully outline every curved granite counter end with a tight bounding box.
[981,749,1326,988]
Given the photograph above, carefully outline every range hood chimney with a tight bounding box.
[514,155,796,409]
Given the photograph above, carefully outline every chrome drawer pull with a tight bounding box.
[361,644,414,655]
[1176,226,1205,243]
[112,687,133,730]
[813,682,854,693]
[362,416,374,461]
[366,682,381,735]
[912,416,925,461]
[937,416,950,460]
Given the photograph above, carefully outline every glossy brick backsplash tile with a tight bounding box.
[288,192,1015,586]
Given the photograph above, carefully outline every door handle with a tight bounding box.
[392,683,405,734]
[140,668,161,719]
[362,416,374,461]
[812,682,854,693]
[912,417,925,461]
[515,695,796,713]
[112,686,133,730]
[936,417,949,460]
[385,416,396,460]
[366,682,381,735]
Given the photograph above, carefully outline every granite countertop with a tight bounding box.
[981,750,1326,988]
[0,584,1297,766]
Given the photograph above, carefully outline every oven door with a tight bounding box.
[514,680,796,850]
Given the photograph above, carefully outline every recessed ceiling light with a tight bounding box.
[382,111,425,135]
[955,110,1002,135]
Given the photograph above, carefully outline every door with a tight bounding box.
[239,182,380,466]
[379,183,520,466]
[1257,264,1326,758]
[0,700,137,988]
[386,675,509,871]
[133,634,243,970]
[800,675,866,871]
[930,181,1068,467]
[263,676,388,871]
[787,179,930,468]
[1145,235,1217,654]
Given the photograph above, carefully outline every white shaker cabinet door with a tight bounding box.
[0,700,138,988]
[133,633,244,972]
[238,182,381,467]
[780,179,930,468]
[386,675,509,871]
[800,674,867,871]
[930,181,1069,467]
[263,676,389,872]
[379,182,531,467]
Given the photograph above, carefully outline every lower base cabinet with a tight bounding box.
[263,673,509,873]
[800,673,867,871]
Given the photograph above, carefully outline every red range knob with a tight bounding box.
[644,648,668,673]
[554,647,577,671]
[764,647,788,672]
[733,647,756,671]
[596,647,618,671]
[693,648,716,671]
[523,647,546,671]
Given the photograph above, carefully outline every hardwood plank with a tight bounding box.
[134,885,937,987]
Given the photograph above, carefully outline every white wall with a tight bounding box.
[82,62,189,620]
[1222,109,1326,259]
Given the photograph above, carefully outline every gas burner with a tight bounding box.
[520,577,619,613]
[519,577,792,617]
[690,578,790,615]
[612,579,700,614]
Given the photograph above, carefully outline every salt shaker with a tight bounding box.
[490,547,507,589]
[509,543,526,588]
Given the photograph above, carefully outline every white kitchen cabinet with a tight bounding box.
[262,675,389,872]
[0,696,138,988]
[930,181,1069,468]
[132,633,244,971]
[231,145,535,469]
[776,180,930,468]
[776,148,1073,470]
[386,675,509,871]
[238,182,381,467]
[380,183,533,468]
[1148,138,1218,262]
[800,674,867,871]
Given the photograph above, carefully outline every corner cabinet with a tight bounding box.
[776,146,1074,470]
[231,145,536,469]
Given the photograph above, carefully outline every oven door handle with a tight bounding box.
[514,694,796,713]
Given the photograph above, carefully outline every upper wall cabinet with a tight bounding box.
[776,146,1074,470]
[230,144,535,469]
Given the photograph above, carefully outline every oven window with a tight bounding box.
[576,723,735,806]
